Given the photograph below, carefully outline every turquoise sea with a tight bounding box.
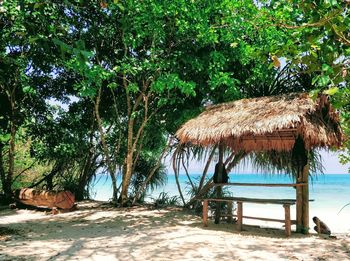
[92,173,350,212]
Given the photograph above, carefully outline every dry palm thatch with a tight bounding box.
[176,93,344,152]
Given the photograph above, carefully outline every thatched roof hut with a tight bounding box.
[176,93,343,152]
[176,93,344,235]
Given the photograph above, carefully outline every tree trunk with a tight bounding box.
[172,150,186,205]
[185,150,246,208]
[95,88,118,202]
[132,138,171,204]
[182,155,195,191]
[226,151,246,173]
[75,106,98,201]
[120,95,152,205]
[46,173,54,190]
[120,121,134,205]
[4,120,16,197]
[0,144,7,195]
[198,146,217,191]
[75,153,94,201]
[184,178,214,208]
[29,163,61,189]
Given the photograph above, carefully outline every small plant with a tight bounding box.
[338,203,350,214]
[152,192,180,208]
[186,177,234,219]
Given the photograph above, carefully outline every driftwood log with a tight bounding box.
[15,188,75,209]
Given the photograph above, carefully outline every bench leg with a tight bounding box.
[284,204,291,237]
[203,200,208,227]
[227,201,233,223]
[237,201,243,231]
[215,201,221,224]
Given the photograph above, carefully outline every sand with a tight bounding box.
[0,201,349,261]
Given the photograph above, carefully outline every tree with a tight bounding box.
[0,1,92,199]
[0,1,63,197]
[28,99,102,200]
[259,0,349,169]
[50,0,304,204]
[3,0,346,206]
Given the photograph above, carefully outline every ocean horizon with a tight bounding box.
[92,173,349,211]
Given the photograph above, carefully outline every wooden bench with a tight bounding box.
[201,197,297,237]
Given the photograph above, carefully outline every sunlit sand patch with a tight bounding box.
[0,201,349,261]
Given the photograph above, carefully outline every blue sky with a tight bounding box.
[319,150,349,174]
[165,149,350,175]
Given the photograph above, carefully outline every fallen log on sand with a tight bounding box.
[15,188,75,210]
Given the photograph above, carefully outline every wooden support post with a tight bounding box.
[284,204,291,237]
[214,192,222,224]
[215,143,225,224]
[302,163,309,234]
[293,137,309,234]
[296,179,303,233]
[227,201,233,223]
[203,200,208,227]
[237,201,243,231]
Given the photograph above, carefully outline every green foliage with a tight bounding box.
[1,0,349,203]
[249,150,324,179]
[151,74,196,97]
[258,1,349,171]
[152,192,180,208]
[334,88,350,171]
[185,176,233,214]
[131,160,168,202]
[0,0,77,195]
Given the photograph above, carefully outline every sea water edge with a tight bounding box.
[92,173,350,211]
[92,173,350,233]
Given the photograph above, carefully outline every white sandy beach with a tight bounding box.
[0,201,349,261]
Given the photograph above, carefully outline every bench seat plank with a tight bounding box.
[213,182,307,187]
[204,197,296,205]
[231,214,297,224]
[201,197,296,237]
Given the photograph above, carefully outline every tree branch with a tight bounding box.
[12,161,37,183]
[271,9,343,29]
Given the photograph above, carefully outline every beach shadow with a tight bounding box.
[0,205,211,259]
[0,253,28,261]
[0,201,349,261]
[195,220,306,239]
[0,208,21,218]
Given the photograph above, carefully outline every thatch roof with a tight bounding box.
[176,93,344,152]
